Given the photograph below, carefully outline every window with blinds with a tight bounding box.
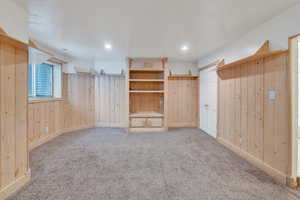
[28,62,61,98]
[35,63,53,97]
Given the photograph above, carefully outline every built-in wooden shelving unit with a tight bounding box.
[126,58,168,132]
[129,68,164,72]
[129,79,164,82]
[168,75,198,80]
[129,112,164,118]
[129,90,164,93]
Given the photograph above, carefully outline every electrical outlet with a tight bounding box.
[44,127,49,134]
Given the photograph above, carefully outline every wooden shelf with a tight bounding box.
[130,68,164,72]
[168,75,198,80]
[129,90,164,93]
[128,57,168,132]
[129,79,164,82]
[130,112,164,118]
[169,75,197,78]
[217,49,288,71]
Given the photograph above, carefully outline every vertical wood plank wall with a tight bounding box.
[0,37,30,199]
[63,74,95,131]
[95,75,126,127]
[28,100,64,150]
[28,74,95,150]
[168,77,198,127]
[28,74,200,147]
[218,52,289,183]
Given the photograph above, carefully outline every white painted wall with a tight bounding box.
[198,3,300,67]
[94,59,126,75]
[169,60,198,76]
[0,0,28,43]
[31,40,71,63]
[65,58,199,76]
[63,59,94,73]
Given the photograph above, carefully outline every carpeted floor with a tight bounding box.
[7,128,300,200]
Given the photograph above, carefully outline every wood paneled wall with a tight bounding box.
[63,74,95,130]
[28,100,64,150]
[95,75,126,127]
[218,52,289,183]
[28,74,95,150]
[28,74,200,145]
[0,35,30,199]
[168,77,198,127]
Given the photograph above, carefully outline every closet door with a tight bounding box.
[199,67,217,137]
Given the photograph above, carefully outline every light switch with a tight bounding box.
[268,91,276,100]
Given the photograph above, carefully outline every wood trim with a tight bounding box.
[62,125,95,135]
[129,79,164,82]
[95,122,126,128]
[0,32,28,50]
[28,40,38,49]
[29,131,62,150]
[217,50,288,71]
[29,40,67,64]
[74,67,93,75]
[198,60,221,71]
[129,127,167,132]
[0,170,31,200]
[29,125,94,151]
[217,59,225,67]
[168,122,198,128]
[28,98,64,104]
[297,177,300,187]
[163,59,169,130]
[0,27,7,35]
[129,68,164,72]
[28,40,54,57]
[286,176,298,187]
[289,33,300,40]
[129,90,164,93]
[287,35,299,185]
[169,74,197,77]
[217,138,287,184]
[255,40,270,55]
[168,75,198,80]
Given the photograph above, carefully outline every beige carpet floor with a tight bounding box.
[7,128,300,200]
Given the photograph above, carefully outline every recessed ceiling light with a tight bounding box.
[181,45,189,51]
[104,43,112,50]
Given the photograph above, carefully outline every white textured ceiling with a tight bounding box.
[14,0,300,62]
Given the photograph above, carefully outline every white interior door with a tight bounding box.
[199,67,218,137]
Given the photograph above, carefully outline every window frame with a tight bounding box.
[28,61,62,100]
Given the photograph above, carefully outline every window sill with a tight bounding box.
[28,97,64,104]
